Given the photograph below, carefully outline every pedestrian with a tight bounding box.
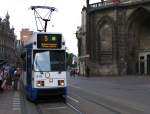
[1,69,8,90]
[13,68,21,90]
[86,66,90,77]
[70,69,72,77]
[9,66,16,87]
[5,71,12,90]
[70,69,74,77]
[0,69,3,91]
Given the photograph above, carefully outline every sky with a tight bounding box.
[0,0,90,55]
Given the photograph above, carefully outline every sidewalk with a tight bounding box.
[0,90,21,114]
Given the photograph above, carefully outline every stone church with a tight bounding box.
[77,0,150,76]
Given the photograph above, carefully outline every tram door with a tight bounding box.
[139,53,150,75]
[147,55,150,74]
[26,49,32,85]
[139,56,145,74]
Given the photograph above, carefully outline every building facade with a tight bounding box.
[0,13,16,66]
[77,0,150,76]
[20,28,33,45]
[76,7,88,76]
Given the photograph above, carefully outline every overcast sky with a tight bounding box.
[0,0,101,55]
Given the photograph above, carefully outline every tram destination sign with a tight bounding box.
[37,34,62,49]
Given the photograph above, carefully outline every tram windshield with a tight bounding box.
[33,50,66,72]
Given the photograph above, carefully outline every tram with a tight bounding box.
[21,32,67,101]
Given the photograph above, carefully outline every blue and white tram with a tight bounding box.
[21,32,67,101]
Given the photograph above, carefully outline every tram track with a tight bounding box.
[20,81,84,114]
[35,104,44,114]
[21,85,121,114]
[20,81,147,114]
[80,96,122,114]
[68,85,149,114]
[66,94,122,114]
[34,94,123,114]
[21,90,123,114]
[34,97,85,114]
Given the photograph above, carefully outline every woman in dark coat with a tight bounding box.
[5,71,12,90]
[0,69,3,91]
[86,66,90,77]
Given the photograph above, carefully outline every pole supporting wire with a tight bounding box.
[30,6,57,32]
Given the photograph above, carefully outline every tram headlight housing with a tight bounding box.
[36,81,44,87]
[58,80,65,86]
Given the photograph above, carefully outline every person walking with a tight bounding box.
[13,68,21,90]
[1,69,8,90]
[5,70,12,90]
[0,69,3,91]
[86,66,90,77]
[9,66,16,87]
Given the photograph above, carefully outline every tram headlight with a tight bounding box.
[37,83,41,87]
[58,80,65,86]
[36,81,44,87]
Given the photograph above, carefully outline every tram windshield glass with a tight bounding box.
[33,50,66,72]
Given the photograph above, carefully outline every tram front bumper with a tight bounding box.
[37,87,67,97]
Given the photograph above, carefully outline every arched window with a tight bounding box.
[96,16,114,64]
[99,24,112,51]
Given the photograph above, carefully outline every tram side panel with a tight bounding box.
[21,48,34,99]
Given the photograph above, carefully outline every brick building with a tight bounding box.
[20,28,33,45]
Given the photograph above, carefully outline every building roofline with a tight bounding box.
[88,0,150,13]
